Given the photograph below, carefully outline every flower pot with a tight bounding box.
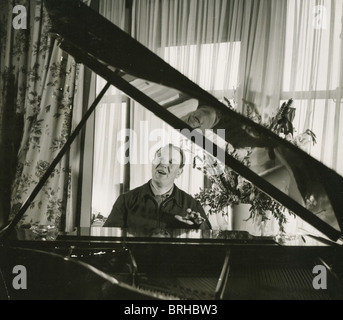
[206,206,232,230]
[231,204,278,236]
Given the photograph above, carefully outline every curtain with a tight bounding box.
[0,0,26,226]
[236,0,343,238]
[0,0,86,231]
[92,0,129,218]
[283,0,343,176]
[281,0,343,237]
[237,0,287,120]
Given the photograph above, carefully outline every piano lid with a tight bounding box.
[3,0,342,242]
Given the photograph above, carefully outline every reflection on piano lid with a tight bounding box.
[39,0,343,241]
[69,227,332,246]
[8,226,337,247]
[129,79,181,105]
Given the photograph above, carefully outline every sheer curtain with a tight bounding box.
[238,0,343,237]
[281,0,343,237]
[92,79,128,218]
[238,0,287,119]
[283,0,343,176]
[92,0,129,218]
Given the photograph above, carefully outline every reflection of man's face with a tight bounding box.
[152,146,183,188]
[182,105,217,131]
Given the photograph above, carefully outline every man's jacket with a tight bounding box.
[103,181,211,230]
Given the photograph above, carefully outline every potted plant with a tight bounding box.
[192,99,316,236]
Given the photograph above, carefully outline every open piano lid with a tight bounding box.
[3,0,343,243]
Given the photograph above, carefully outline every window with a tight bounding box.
[281,0,343,176]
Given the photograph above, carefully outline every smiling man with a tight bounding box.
[181,103,221,132]
[103,144,211,230]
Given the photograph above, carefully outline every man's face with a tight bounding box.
[151,146,183,188]
[182,105,217,130]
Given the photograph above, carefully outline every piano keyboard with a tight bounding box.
[136,275,218,300]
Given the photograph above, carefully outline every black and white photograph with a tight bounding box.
[0,0,343,304]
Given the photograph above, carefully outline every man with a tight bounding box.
[103,143,211,230]
[180,101,273,149]
[181,103,221,132]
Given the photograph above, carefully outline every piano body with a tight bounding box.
[1,0,343,300]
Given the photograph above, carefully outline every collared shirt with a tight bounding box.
[149,181,174,208]
[103,180,211,230]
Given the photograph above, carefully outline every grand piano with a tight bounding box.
[1,0,343,300]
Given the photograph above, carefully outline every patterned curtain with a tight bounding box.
[0,0,84,230]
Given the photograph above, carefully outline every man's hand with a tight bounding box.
[174,208,205,226]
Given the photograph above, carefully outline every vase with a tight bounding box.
[206,206,232,230]
[231,204,277,236]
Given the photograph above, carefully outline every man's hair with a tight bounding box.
[154,143,186,169]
